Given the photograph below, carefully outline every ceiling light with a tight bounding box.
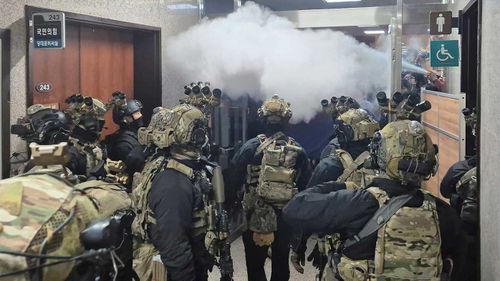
[323,0,362,3]
[167,3,198,10]
[364,30,385,35]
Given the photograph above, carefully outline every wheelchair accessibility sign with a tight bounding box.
[430,40,459,67]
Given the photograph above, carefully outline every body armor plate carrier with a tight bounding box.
[247,132,303,209]
[338,187,443,281]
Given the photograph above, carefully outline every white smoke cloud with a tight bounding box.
[166,1,390,122]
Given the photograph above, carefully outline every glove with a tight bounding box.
[345,181,359,190]
[290,250,305,274]
[253,232,274,247]
[307,243,327,270]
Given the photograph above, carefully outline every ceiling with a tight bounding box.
[241,0,444,11]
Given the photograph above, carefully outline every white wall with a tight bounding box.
[0,0,200,157]
[480,0,500,280]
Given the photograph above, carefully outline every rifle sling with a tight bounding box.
[343,189,417,250]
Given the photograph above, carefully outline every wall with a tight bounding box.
[480,0,500,279]
[0,0,200,155]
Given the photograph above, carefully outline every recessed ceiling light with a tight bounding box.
[323,0,362,3]
[364,30,385,35]
[167,3,198,10]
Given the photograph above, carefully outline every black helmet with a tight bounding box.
[112,99,143,128]
[11,107,71,145]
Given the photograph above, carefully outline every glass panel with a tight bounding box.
[401,0,470,94]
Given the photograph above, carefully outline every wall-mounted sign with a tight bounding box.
[32,12,65,49]
[430,40,460,67]
[429,11,452,35]
[35,82,53,93]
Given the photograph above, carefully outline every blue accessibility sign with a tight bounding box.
[430,40,460,67]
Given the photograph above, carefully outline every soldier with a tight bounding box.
[319,96,360,160]
[11,104,72,145]
[104,92,146,183]
[64,94,108,178]
[307,108,379,188]
[440,108,478,281]
[132,104,233,281]
[0,142,133,281]
[290,108,379,279]
[229,95,311,281]
[283,120,466,281]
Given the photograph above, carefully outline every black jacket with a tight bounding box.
[283,178,467,281]
[307,141,369,187]
[104,129,145,175]
[148,159,211,281]
[440,156,477,199]
[229,133,311,194]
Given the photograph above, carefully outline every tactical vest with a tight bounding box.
[132,156,209,241]
[131,156,210,281]
[68,137,105,176]
[338,187,442,281]
[456,167,477,224]
[246,132,302,208]
[331,149,376,189]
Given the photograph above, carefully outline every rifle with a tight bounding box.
[211,166,234,281]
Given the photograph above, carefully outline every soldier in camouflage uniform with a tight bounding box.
[132,103,229,281]
[283,120,466,281]
[0,142,132,281]
[229,95,311,281]
[64,94,108,178]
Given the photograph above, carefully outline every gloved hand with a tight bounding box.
[345,181,359,190]
[253,232,274,247]
[290,250,305,274]
[307,243,327,270]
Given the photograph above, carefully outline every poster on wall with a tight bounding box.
[32,12,66,49]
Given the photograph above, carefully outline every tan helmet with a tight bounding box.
[257,94,292,123]
[336,108,380,144]
[138,104,208,151]
[370,120,437,185]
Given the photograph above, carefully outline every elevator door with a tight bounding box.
[32,23,134,136]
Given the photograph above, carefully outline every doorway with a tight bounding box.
[26,6,161,136]
[460,0,479,156]
[1,28,11,178]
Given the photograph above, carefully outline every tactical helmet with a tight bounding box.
[112,98,144,127]
[257,94,292,123]
[335,108,379,145]
[65,94,108,142]
[138,104,208,151]
[11,105,71,145]
[370,120,437,185]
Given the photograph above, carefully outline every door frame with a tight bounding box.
[25,5,162,121]
[0,28,11,178]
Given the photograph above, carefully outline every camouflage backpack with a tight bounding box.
[0,172,131,281]
[332,149,377,189]
[248,132,303,208]
[338,187,442,281]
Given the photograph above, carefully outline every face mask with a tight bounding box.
[129,117,144,131]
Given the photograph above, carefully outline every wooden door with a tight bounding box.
[32,23,134,136]
[80,25,134,135]
[32,23,80,108]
